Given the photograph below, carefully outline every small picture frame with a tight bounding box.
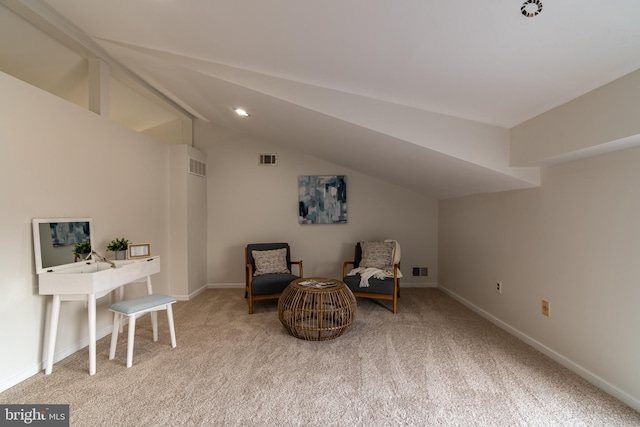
[128,243,151,259]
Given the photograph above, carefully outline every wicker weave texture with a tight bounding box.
[278,278,357,341]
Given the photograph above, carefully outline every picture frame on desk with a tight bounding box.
[128,243,151,259]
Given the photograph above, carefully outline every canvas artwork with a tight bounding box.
[298,175,347,224]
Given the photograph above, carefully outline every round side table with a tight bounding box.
[278,277,357,341]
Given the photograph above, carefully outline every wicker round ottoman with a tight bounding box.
[278,277,357,341]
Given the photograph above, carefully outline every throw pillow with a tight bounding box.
[359,241,395,270]
[252,248,290,276]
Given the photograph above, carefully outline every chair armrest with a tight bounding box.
[343,261,355,278]
[393,262,400,280]
[291,260,303,278]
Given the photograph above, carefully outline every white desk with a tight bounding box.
[38,256,160,375]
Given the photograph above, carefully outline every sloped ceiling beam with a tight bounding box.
[94,39,541,188]
[1,0,201,124]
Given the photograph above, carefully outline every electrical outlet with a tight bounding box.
[496,281,502,294]
[542,300,550,316]
[412,267,420,276]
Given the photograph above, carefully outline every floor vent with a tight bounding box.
[259,154,277,165]
[188,157,206,177]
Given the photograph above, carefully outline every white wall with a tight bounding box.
[438,146,640,410]
[0,72,171,390]
[510,69,640,167]
[169,144,208,299]
[196,122,438,287]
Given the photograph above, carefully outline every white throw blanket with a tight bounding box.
[347,240,403,287]
[347,267,402,287]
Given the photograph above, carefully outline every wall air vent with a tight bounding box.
[188,157,206,177]
[412,267,429,277]
[259,154,277,166]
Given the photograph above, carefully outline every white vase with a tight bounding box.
[115,250,127,260]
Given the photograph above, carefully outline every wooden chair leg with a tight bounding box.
[248,293,254,314]
[393,281,399,313]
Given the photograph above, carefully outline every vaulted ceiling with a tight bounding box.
[3,0,640,199]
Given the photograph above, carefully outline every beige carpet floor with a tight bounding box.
[1,288,638,426]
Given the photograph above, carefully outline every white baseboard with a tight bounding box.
[404,282,438,288]
[41,324,114,370]
[437,284,640,413]
[0,324,113,393]
[208,282,244,289]
[206,282,439,289]
[0,365,40,394]
[171,284,210,301]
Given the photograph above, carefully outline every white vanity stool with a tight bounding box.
[109,293,177,368]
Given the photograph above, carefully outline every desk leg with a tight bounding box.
[117,286,124,334]
[44,295,61,375]
[88,293,97,375]
[146,275,158,339]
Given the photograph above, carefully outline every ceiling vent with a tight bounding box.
[188,157,206,177]
[521,0,543,17]
[259,154,277,166]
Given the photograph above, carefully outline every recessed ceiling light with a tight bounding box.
[234,108,250,117]
[521,0,543,17]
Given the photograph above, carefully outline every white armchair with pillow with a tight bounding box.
[245,243,303,314]
[342,240,402,313]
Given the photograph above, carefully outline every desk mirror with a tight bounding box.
[33,218,94,274]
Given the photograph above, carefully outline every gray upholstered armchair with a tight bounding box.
[342,241,401,313]
[245,243,303,314]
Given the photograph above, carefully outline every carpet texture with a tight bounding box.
[1,288,638,426]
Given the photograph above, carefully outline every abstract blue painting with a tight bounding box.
[298,175,347,224]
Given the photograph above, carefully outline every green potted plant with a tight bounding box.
[73,240,92,261]
[107,237,129,260]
